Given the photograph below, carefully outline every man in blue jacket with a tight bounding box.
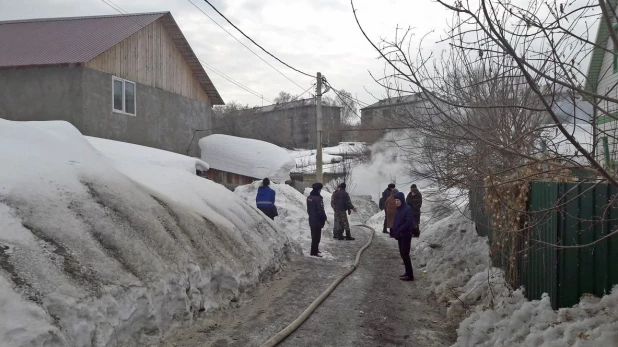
[392,191,417,281]
[256,178,277,220]
[307,182,327,257]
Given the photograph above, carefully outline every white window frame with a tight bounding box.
[112,76,137,116]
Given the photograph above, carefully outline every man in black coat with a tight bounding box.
[406,184,423,227]
[392,192,417,281]
[379,183,396,233]
[307,182,327,257]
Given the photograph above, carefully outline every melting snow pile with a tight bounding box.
[199,134,295,182]
[408,190,618,346]
[0,120,295,347]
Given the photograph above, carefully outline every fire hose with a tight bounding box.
[260,224,375,347]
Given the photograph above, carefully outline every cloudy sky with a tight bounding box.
[0,0,450,109]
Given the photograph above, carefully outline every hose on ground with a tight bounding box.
[259,224,376,347]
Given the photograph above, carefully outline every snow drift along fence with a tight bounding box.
[471,181,618,309]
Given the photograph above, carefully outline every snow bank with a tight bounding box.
[0,119,294,347]
[235,182,315,251]
[86,136,209,174]
[199,134,295,182]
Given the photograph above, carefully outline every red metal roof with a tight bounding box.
[0,13,165,67]
[0,12,224,105]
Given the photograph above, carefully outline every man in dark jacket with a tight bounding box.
[256,178,277,220]
[392,192,416,281]
[380,183,396,233]
[331,186,340,238]
[307,182,327,257]
[332,183,356,240]
[406,184,422,226]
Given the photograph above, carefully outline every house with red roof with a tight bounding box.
[0,12,224,156]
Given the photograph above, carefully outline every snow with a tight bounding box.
[289,149,344,174]
[0,119,295,347]
[322,142,368,156]
[86,136,209,174]
[288,142,367,174]
[199,134,296,182]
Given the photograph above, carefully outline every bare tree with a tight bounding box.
[212,101,251,137]
[350,0,618,286]
[274,91,294,104]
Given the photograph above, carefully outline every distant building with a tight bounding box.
[214,98,342,149]
[199,134,296,190]
[0,12,224,157]
[359,94,427,142]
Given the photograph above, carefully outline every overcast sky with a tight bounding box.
[0,0,450,109]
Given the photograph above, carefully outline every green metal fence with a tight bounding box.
[471,181,618,309]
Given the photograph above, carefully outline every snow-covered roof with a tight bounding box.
[199,134,295,181]
[323,142,368,156]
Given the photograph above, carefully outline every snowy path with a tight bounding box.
[159,228,456,347]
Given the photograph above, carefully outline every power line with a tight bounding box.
[186,0,306,92]
[201,0,314,78]
[99,0,272,103]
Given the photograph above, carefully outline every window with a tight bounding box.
[112,77,136,115]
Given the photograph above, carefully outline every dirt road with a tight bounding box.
[160,228,456,347]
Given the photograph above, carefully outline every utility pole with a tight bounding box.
[316,72,323,183]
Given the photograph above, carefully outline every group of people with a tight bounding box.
[379,183,423,281]
[306,182,356,258]
[255,178,423,281]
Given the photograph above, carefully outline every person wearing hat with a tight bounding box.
[384,189,399,238]
[307,182,327,257]
[391,191,416,281]
[256,178,277,220]
[332,182,356,240]
[406,184,423,228]
[379,183,396,233]
[331,186,341,238]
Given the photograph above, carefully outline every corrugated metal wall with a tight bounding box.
[471,181,618,309]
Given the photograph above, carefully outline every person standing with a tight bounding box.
[331,186,340,238]
[392,192,416,281]
[332,183,356,240]
[385,189,399,238]
[379,183,396,233]
[256,178,277,220]
[406,184,423,228]
[307,182,327,257]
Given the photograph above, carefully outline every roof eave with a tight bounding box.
[159,13,224,105]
